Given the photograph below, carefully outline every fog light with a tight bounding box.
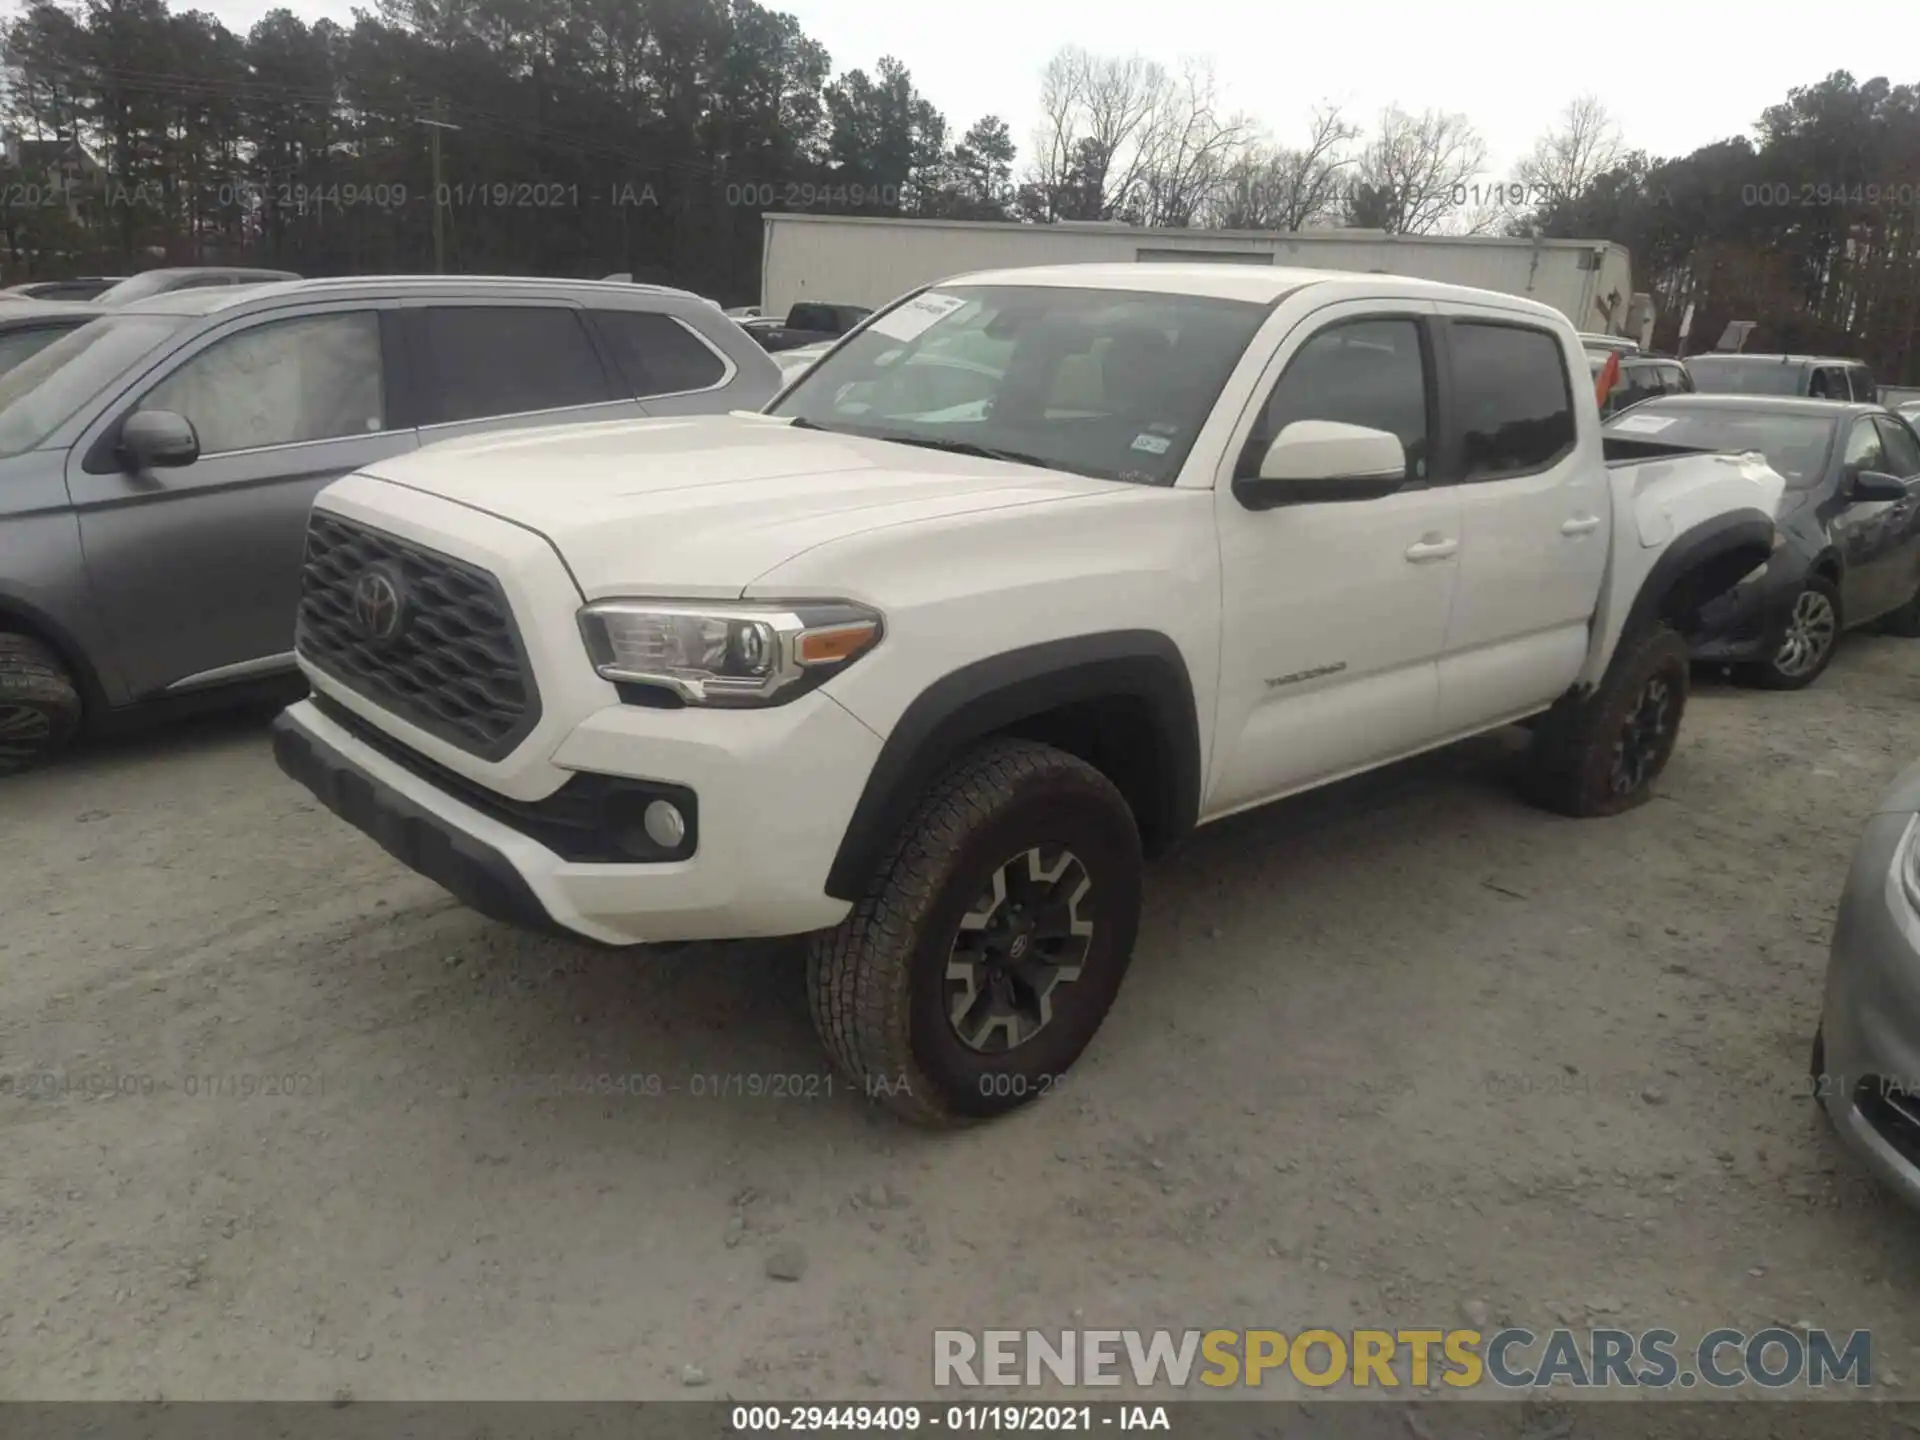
[643,799,687,849]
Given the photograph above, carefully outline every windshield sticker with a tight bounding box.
[1131,433,1172,455]
[867,292,969,342]
[1148,421,1180,435]
[837,401,872,415]
[1611,413,1677,434]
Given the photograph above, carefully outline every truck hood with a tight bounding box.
[356,413,1116,597]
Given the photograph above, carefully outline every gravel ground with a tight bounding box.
[4,639,1920,1405]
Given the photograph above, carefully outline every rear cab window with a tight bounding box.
[1444,320,1576,479]
[415,306,616,425]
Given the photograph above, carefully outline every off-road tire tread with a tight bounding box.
[0,630,81,776]
[807,737,1135,1128]
[1527,622,1690,819]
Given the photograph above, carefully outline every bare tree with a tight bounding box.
[1210,105,1359,229]
[1022,47,1256,225]
[1515,94,1623,204]
[1345,105,1488,234]
[1023,47,1167,221]
[1134,58,1254,226]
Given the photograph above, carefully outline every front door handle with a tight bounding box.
[1405,535,1459,563]
[1561,515,1602,536]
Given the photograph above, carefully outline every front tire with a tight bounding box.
[807,738,1143,1127]
[1526,623,1690,818]
[0,631,82,776]
[1741,577,1841,689]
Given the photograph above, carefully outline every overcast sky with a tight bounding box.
[194,0,1912,181]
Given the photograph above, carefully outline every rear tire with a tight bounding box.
[1740,577,1841,689]
[1526,623,1690,818]
[807,738,1143,1127]
[0,631,82,776]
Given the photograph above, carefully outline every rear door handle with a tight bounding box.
[1561,515,1602,536]
[1405,536,1459,563]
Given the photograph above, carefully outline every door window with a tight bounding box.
[139,310,385,456]
[1874,415,1920,477]
[1843,417,1887,477]
[1851,367,1878,403]
[594,310,727,396]
[417,306,615,425]
[1447,321,1577,480]
[1248,317,1431,481]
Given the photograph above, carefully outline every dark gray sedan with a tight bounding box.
[1603,394,1920,688]
[1815,758,1920,1209]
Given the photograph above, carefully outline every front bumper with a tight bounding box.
[1818,809,1920,1208]
[1688,557,1799,664]
[272,690,881,946]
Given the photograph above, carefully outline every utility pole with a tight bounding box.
[418,100,460,274]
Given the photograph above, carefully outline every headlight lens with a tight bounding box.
[577,599,882,706]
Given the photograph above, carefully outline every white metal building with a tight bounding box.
[761,213,1642,335]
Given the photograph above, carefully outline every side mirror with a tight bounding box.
[119,409,199,469]
[1234,420,1407,510]
[1851,469,1908,502]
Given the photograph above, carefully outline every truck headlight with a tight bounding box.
[577,599,883,707]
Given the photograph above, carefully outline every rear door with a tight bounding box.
[403,301,640,448]
[1429,308,1607,732]
[66,303,416,699]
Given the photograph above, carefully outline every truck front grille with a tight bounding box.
[295,511,540,761]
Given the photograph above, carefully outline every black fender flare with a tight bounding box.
[0,588,110,715]
[824,630,1202,901]
[1619,506,1776,650]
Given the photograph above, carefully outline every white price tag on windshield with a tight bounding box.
[1610,413,1676,434]
[867,292,968,342]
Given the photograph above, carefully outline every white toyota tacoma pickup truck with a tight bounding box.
[271,264,1785,1126]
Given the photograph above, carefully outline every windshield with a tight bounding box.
[767,284,1271,485]
[1684,356,1806,395]
[0,325,78,376]
[1605,405,1837,487]
[0,314,186,457]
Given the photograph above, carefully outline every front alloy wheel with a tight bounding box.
[1773,587,1838,679]
[1608,671,1678,798]
[947,846,1095,1053]
[806,738,1144,1126]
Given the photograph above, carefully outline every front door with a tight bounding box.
[1207,303,1461,815]
[66,306,417,700]
[1831,415,1920,623]
[1429,310,1608,732]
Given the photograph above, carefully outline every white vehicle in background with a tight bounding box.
[272,264,1784,1127]
[771,339,832,384]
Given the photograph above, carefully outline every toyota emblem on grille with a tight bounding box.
[350,568,406,643]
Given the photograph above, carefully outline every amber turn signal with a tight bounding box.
[796,621,879,666]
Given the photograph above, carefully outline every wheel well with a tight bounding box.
[1811,552,1842,586]
[1654,540,1772,631]
[0,599,101,714]
[997,695,1179,856]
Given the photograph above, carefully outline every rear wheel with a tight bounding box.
[1741,577,1841,689]
[0,631,82,776]
[1527,623,1690,818]
[807,738,1143,1127]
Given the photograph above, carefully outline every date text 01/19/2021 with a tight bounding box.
[728,1407,1170,1432]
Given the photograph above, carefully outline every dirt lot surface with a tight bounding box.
[5,640,1920,1407]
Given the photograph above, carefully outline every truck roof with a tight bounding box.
[933,263,1571,323]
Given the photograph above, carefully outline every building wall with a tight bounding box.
[761,215,1632,331]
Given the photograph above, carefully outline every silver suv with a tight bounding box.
[0,275,783,773]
